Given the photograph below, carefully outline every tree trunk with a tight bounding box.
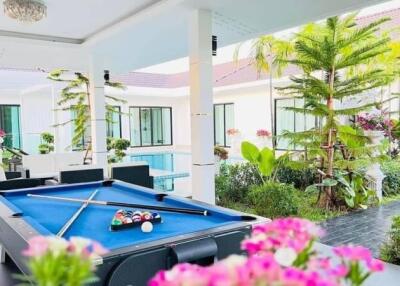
[324,69,336,209]
[269,66,275,149]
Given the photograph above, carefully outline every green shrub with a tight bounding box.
[276,166,316,189]
[38,132,54,154]
[215,162,262,206]
[248,182,299,218]
[380,215,400,265]
[382,161,400,195]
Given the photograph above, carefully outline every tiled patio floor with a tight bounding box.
[319,200,400,257]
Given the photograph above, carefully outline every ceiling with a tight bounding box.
[0,0,391,73]
[0,0,160,42]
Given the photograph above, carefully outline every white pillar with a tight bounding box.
[89,58,108,168]
[189,9,215,204]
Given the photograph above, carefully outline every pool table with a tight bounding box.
[0,180,266,286]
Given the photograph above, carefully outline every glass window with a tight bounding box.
[129,107,172,147]
[0,105,21,149]
[214,103,234,147]
[106,106,121,139]
[274,98,318,150]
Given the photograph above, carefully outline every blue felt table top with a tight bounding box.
[1,182,245,251]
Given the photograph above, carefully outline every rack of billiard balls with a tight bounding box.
[110,209,162,232]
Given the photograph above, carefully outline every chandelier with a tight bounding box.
[3,0,47,23]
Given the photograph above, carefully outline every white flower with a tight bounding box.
[274,247,297,267]
[69,236,91,254]
[223,255,247,268]
[47,236,68,256]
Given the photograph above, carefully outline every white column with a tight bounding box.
[189,9,215,204]
[89,58,108,168]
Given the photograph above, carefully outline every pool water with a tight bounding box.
[127,152,242,193]
[127,152,191,192]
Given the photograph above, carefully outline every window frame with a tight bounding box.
[129,106,173,147]
[213,103,234,148]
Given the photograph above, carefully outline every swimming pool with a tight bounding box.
[127,152,191,193]
[127,152,242,193]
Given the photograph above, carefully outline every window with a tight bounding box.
[214,103,234,147]
[106,106,121,139]
[0,105,21,149]
[129,107,172,147]
[274,98,318,150]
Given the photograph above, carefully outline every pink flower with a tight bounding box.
[22,236,49,257]
[366,259,384,272]
[256,129,272,137]
[91,241,108,256]
[328,264,349,278]
[242,218,323,256]
[333,246,372,262]
[226,128,239,136]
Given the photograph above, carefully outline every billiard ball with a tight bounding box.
[141,221,153,233]
[112,218,122,225]
[123,217,133,224]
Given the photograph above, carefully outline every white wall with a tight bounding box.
[214,85,272,145]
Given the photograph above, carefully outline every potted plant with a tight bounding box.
[226,128,240,153]
[214,146,228,175]
[108,138,131,163]
[38,132,55,154]
[256,129,272,148]
[356,112,393,144]
[17,236,107,286]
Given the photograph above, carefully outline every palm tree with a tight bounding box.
[235,35,293,148]
[277,14,399,209]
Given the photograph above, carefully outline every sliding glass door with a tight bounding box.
[214,103,234,147]
[0,105,21,149]
[130,107,172,147]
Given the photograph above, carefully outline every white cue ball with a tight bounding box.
[141,221,153,233]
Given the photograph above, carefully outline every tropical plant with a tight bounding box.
[48,70,126,161]
[380,215,400,265]
[381,160,400,195]
[38,132,54,154]
[241,141,289,183]
[235,36,293,148]
[276,14,399,209]
[248,182,299,218]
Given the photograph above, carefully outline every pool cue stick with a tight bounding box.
[56,189,99,237]
[27,193,209,216]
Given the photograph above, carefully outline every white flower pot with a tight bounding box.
[257,136,272,148]
[364,130,385,200]
[364,130,385,145]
